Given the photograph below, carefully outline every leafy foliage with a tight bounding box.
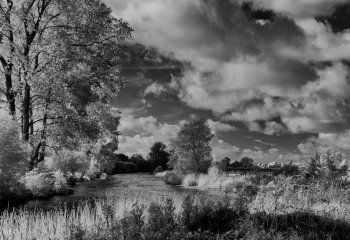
[0,0,133,168]
[170,119,214,174]
[0,111,28,200]
[147,142,171,171]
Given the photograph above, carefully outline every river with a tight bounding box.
[8,174,230,212]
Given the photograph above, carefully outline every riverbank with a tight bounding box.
[0,170,109,212]
[2,172,350,239]
[4,174,223,213]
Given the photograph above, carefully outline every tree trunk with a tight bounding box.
[5,72,16,116]
[29,104,34,135]
[22,83,31,141]
[4,1,16,116]
[29,142,41,170]
[29,89,51,169]
[38,101,49,164]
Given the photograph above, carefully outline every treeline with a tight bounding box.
[103,142,171,174]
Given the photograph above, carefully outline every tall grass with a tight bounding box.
[2,188,350,239]
[250,176,350,221]
[0,193,205,240]
[182,166,249,192]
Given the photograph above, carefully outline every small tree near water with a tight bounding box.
[169,119,214,174]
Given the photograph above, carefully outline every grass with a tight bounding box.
[250,176,350,221]
[3,166,350,240]
[182,166,250,192]
[2,186,350,240]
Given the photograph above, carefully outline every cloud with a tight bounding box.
[244,0,348,18]
[207,119,237,133]
[108,0,350,137]
[210,138,302,164]
[282,18,350,62]
[117,109,181,157]
[118,135,156,157]
[298,130,350,157]
[253,139,277,148]
[238,148,304,163]
[211,137,240,161]
[144,82,166,96]
[117,108,308,163]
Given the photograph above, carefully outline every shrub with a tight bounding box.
[163,171,182,185]
[21,169,72,198]
[112,161,139,174]
[49,150,90,174]
[153,166,163,174]
[183,174,198,187]
[0,110,28,200]
[22,170,55,197]
[276,164,300,177]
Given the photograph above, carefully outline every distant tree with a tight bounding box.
[307,153,320,178]
[229,157,254,169]
[113,161,139,174]
[116,154,130,162]
[170,119,214,174]
[130,154,149,172]
[230,161,242,168]
[148,142,171,170]
[216,157,231,172]
[240,157,254,168]
[277,163,300,177]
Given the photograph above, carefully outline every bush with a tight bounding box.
[0,110,29,201]
[112,161,139,174]
[183,174,198,187]
[153,166,163,174]
[276,164,300,177]
[163,171,182,185]
[49,150,90,174]
[21,169,72,198]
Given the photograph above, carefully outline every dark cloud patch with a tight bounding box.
[316,3,350,33]
[242,1,276,22]
[195,0,306,61]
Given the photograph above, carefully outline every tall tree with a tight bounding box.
[0,0,132,169]
[170,119,214,174]
[148,142,171,170]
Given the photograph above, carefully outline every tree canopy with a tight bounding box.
[147,142,171,171]
[0,0,133,168]
[170,119,214,174]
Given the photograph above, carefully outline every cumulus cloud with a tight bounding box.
[243,0,348,18]
[107,0,350,149]
[144,82,166,96]
[118,135,156,157]
[107,0,350,135]
[207,119,237,133]
[298,130,350,157]
[117,109,181,157]
[211,137,240,161]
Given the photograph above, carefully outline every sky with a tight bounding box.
[104,0,350,163]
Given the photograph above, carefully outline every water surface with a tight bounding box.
[11,174,229,211]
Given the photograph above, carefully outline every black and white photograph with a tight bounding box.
[1,0,350,239]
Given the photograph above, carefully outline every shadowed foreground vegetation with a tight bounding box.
[2,188,350,240]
